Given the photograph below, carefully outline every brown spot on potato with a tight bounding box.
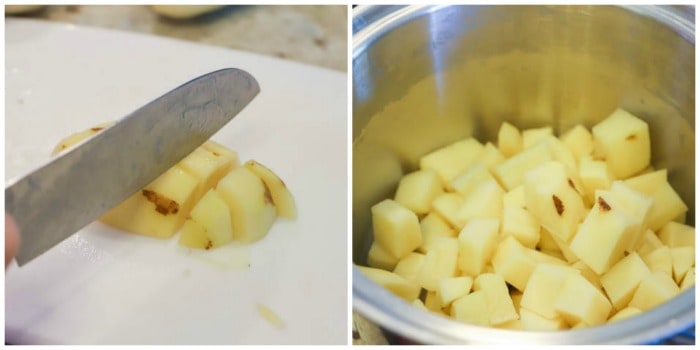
[142,189,180,215]
[262,182,273,205]
[626,134,636,141]
[552,195,564,216]
[90,127,104,132]
[212,151,220,156]
[205,240,213,250]
[598,197,611,212]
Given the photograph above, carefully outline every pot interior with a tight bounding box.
[353,5,695,264]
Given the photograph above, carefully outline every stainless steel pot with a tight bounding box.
[352,5,694,344]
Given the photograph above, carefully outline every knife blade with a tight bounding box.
[6,68,260,266]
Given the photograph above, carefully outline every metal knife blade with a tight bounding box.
[6,68,260,266]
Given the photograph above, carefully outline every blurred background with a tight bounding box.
[5,5,347,72]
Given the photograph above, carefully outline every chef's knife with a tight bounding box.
[6,68,260,266]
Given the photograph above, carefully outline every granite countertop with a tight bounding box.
[7,5,347,72]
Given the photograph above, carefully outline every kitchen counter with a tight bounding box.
[6,5,347,72]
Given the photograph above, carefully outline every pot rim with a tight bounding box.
[352,4,696,345]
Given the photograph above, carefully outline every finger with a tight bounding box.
[6,214,21,267]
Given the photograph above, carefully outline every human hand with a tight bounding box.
[6,214,20,267]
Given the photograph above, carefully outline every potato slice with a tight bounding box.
[244,160,297,219]
[216,167,276,243]
[51,121,114,156]
[151,5,224,19]
[179,189,233,249]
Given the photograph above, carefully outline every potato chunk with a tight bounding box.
[553,273,612,326]
[244,160,297,219]
[419,138,484,186]
[416,237,458,291]
[473,273,519,326]
[523,161,585,242]
[501,205,540,249]
[392,252,425,282]
[457,218,500,276]
[658,221,695,248]
[394,168,444,215]
[569,191,638,274]
[560,124,594,160]
[521,263,580,319]
[600,252,651,310]
[439,276,473,307]
[179,189,233,249]
[357,266,421,302]
[592,108,650,179]
[216,167,276,243]
[493,141,552,190]
[451,291,490,326]
[367,242,399,271]
[497,121,522,157]
[371,199,422,260]
[628,271,680,311]
[101,166,200,238]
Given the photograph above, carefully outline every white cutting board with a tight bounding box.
[5,19,348,345]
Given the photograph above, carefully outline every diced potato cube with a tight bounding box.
[394,169,444,215]
[450,163,496,197]
[641,246,673,277]
[477,142,506,170]
[432,193,465,229]
[523,126,553,149]
[553,273,612,326]
[367,242,399,271]
[497,122,523,158]
[670,247,694,284]
[600,252,651,310]
[457,179,504,225]
[680,267,695,291]
[521,263,580,319]
[523,161,586,242]
[457,218,500,276]
[392,252,425,282]
[419,138,484,186]
[592,108,650,179]
[579,156,615,205]
[416,237,459,291]
[492,236,538,291]
[493,141,553,190]
[645,181,688,231]
[439,276,473,307]
[623,169,666,195]
[101,166,200,238]
[501,205,540,248]
[636,229,664,256]
[520,307,567,331]
[569,191,638,274]
[658,222,695,248]
[451,291,490,326]
[473,273,519,326]
[608,181,653,252]
[560,124,594,160]
[418,213,455,253]
[608,307,642,323]
[371,199,423,260]
[628,271,680,311]
[503,185,526,209]
[357,266,421,302]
